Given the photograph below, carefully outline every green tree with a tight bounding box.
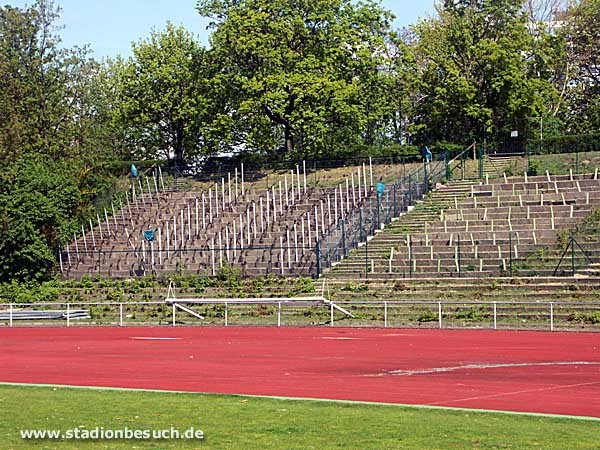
[409,0,556,146]
[0,157,80,282]
[0,1,121,281]
[562,0,600,133]
[0,1,121,162]
[111,23,215,166]
[198,0,394,157]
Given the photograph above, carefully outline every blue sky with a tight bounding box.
[7,0,436,60]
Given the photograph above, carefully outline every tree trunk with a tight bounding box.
[174,124,185,169]
[265,106,295,153]
[284,125,294,153]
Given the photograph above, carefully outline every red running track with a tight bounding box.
[1,327,599,418]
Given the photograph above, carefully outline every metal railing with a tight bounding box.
[3,300,599,331]
[316,145,474,277]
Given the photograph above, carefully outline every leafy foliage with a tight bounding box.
[0,1,120,281]
[0,157,81,281]
[410,0,552,145]
[198,0,395,157]
[110,23,217,165]
[562,0,600,133]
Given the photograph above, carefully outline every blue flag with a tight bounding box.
[423,146,432,162]
[131,164,138,178]
[143,230,155,242]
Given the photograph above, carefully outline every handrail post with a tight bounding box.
[493,302,497,330]
[341,219,347,257]
[119,303,123,327]
[575,139,579,174]
[571,230,575,276]
[359,208,364,241]
[330,302,334,327]
[277,302,281,327]
[384,302,388,328]
[172,303,176,327]
[9,303,13,328]
[438,302,442,329]
[316,240,321,279]
[550,302,554,331]
[457,235,461,277]
[509,233,513,277]
[365,236,369,279]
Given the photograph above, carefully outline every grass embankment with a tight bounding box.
[0,385,598,449]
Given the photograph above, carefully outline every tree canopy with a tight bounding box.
[198,0,395,157]
[110,23,217,165]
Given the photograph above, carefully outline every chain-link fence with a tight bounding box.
[316,149,465,277]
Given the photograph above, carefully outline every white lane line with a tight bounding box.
[367,361,600,377]
[129,337,181,341]
[320,337,359,340]
[428,381,600,406]
[2,381,599,421]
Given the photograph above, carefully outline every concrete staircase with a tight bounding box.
[61,166,382,279]
[325,172,600,279]
[319,276,600,304]
[482,155,519,178]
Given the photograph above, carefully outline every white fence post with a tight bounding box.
[278,302,282,327]
[330,302,334,327]
[172,303,176,327]
[225,302,228,327]
[438,302,442,329]
[493,302,497,330]
[120,303,124,327]
[550,302,554,331]
[384,302,388,328]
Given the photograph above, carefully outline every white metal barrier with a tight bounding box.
[1,301,600,331]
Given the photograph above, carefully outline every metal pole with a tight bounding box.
[365,234,368,279]
[225,302,228,326]
[509,233,513,277]
[575,139,579,174]
[377,195,380,230]
[277,302,281,327]
[438,302,442,329]
[330,302,334,327]
[408,235,412,278]
[66,303,70,327]
[384,302,388,328]
[120,303,123,327]
[493,302,497,330]
[316,240,321,279]
[457,235,461,277]
[359,208,364,241]
[341,219,347,257]
[571,230,575,276]
[550,302,554,331]
[172,303,176,326]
